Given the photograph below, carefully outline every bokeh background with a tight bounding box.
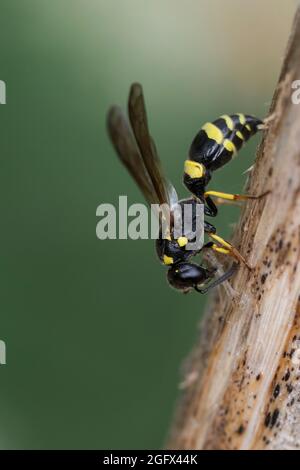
[0,0,296,449]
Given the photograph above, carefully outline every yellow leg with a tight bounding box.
[209,233,232,249]
[205,190,268,202]
[213,198,243,207]
[209,233,250,268]
[211,244,230,255]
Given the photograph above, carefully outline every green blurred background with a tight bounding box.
[0,0,295,449]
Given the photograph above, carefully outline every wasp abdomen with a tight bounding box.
[189,113,262,172]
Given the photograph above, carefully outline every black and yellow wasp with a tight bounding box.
[107,83,264,293]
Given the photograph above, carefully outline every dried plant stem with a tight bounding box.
[167,7,300,450]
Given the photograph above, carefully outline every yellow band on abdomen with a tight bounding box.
[184,160,205,179]
[236,130,244,140]
[237,113,246,125]
[202,122,224,144]
[221,114,234,131]
[223,138,236,154]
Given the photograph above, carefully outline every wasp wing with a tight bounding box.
[128,83,176,208]
[107,105,159,206]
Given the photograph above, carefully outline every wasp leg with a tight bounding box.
[202,241,214,249]
[204,220,216,234]
[204,195,218,217]
[259,112,278,130]
[211,244,230,254]
[195,264,238,294]
[205,190,270,203]
[208,233,251,269]
[213,198,243,207]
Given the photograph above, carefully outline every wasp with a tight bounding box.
[107,83,264,293]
